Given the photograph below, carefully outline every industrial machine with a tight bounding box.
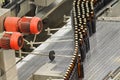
[0,32,23,50]
[4,16,43,34]
[0,0,120,80]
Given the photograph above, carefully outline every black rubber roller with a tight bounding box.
[49,50,55,62]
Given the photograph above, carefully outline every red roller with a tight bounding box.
[18,17,43,34]
[4,17,20,32]
[4,16,43,34]
[0,32,24,50]
[18,17,32,33]
[30,17,43,34]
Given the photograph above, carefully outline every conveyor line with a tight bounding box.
[17,19,74,80]
[17,19,120,80]
[84,21,120,80]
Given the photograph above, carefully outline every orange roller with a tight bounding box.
[4,16,43,34]
[30,17,43,34]
[18,17,32,33]
[10,32,24,50]
[18,17,43,34]
[4,17,20,32]
[0,32,23,50]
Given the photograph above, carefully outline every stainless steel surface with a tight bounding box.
[101,0,120,17]
[17,18,120,80]
[36,0,67,18]
[98,17,120,21]
[96,0,119,17]
[36,0,73,27]
[34,0,56,6]
[17,20,74,80]
[84,21,120,80]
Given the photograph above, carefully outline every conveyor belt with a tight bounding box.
[84,21,120,80]
[17,0,120,80]
[17,19,120,80]
[17,20,74,80]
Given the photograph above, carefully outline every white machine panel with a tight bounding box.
[34,0,55,6]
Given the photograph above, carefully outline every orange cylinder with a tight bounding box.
[0,32,23,50]
[30,17,43,34]
[10,32,24,50]
[18,17,43,34]
[4,17,20,32]
[18,17,32,33]
[4,16,43,34]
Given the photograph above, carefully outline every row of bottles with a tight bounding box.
[64,0,97,80]
[72,0,96,62]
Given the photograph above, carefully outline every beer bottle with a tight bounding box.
[82,29,90,52]
[79,33,86,62]
[90,1,96,33]
[85,0,93,36]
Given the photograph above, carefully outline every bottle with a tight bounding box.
[85,0,93,36]
[79,33,86,62]
[77,55,81,78]
[90,1,96,33]
[82,29,90,53]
